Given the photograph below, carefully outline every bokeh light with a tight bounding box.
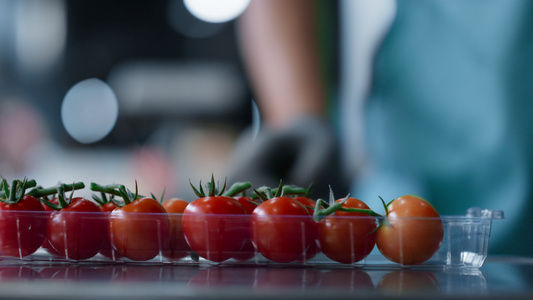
[61,78,119,144]
[183,0,250,23]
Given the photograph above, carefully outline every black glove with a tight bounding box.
[226,117,349,199]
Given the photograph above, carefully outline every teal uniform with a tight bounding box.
[355,0,533,256]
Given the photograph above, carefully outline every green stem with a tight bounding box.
[223,181,252,197]
[56,185,69,208]
[27,182,85,198]
[313,199,382,222]
[280,185,308,196]
[89,183,122,197]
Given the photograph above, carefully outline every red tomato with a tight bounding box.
[162,198,191,260]
[97,202,122,260]
[250,196,316,263]
[109,197,170,261]
[235,196,259,214]
[231,196,260,261]
[0,195,47,258]
[376,195,444,265]
[99,202,117,213]
[318,197,377,264]
[292,196,317,214]
[182,195,247,262]
[40,198,64,258]
[47,197,107,260]
[292,196,323,262]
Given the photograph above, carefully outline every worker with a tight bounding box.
[227,0,533,257]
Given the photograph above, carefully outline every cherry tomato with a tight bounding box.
[47,197,107,260]
[292,196,323,262]
[40,198,64,258]
[235,196,259,214]
[162,198,191,260]
[0,179,47,258]
[231,196,259,261]
[250,196,316,263]
[376,195,444,265]
[182,195,247,262]
[292,196,317,214]
[97,201,122,260]
[317,197,377,264]
[0,194,47,258]
[109,196,170,261]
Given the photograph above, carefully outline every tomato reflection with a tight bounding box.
[378,270,439,295]
[188,266,260,287]
[0,266,41,281]
[319,269,374,291]
[254,267,322,290]
[39,265,115,281]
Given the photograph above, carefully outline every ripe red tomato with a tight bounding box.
[376,195,444,265]
[292,196,317,214]
[317,197,377,264]
[109,196,170,261]
[234,196,259,214]
[291,195,323,262]
[47,197,107,260]
[231,196,260,261]
[97,201,122,260]
[162,198,191,260]
[0,179,47,258]
[40,198,64,258]
[182,195,247,262]
[0,194,46,257]
[250,196,316,263]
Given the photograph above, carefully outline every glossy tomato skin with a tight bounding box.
[292,196,317,215]
[47,197,107,260]
[292,196,322,262]
[232,196,259,261]
[98,202,122,260]
[0,195,47,257]
[318,198,377,264]
[376,195,444,265]
[40,198,64,257]
[109,197,170,261]
[162,198,191,260]
[182,196,247,262]
[250,197,316,263]
[235,197,259,214]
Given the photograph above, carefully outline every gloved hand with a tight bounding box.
[226,117,349,199]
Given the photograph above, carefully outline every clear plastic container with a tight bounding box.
[0,208,503,269]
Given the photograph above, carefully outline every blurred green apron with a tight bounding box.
[359,0,533,256]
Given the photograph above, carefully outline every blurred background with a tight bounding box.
[0,0,253,200]
[0,0,338,201]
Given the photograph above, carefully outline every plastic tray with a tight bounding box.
[0,207,503,269]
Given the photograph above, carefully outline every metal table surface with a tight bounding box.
[0,256,531,300]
